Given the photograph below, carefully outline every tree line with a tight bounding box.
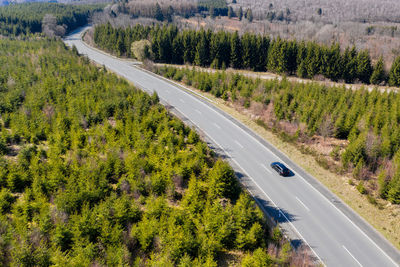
[0,38,296,265]
[93,23,400,87]
[0,3,103,36]
[113,0,228,23]
[155,66,400,204]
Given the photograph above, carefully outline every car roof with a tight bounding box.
[271,162,288,170]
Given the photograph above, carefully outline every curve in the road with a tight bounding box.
[64,26,400,267]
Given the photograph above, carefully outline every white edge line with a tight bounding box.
[343,245,363,267]
[171,105,325,266]
[296,196,311,212]
[72,33,397,266]
[170,81,399,266]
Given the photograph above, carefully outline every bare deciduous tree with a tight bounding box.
[42,14,66,37]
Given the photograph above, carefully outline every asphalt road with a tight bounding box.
[64,27,400,267]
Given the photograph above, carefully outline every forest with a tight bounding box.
[0,3,103,36]
[93,23,400,87]
[154,65,400,205]
[0,38,295,265]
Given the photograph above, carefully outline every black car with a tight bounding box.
[270,162,291,176]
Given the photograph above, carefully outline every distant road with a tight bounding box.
[64,27,400,267]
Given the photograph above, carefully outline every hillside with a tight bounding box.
[0,3,103,36]
[0,38,299,265]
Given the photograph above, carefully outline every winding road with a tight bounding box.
[64,26,400,267]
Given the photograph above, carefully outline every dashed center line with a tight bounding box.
[165,89,170,94]
[234,140,244,149]
[179,98,185,103]
[214,123,221,129]
[260,163,272,174]
[343,246,363,267]
[296,196,310,212]
[195,109,202,115]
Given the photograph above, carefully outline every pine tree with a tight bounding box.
[155,3,164,21]
[246,9,253,22]
[255,36,269,71]
[241,33,256,70]
[323,43,342,81]
[172,36,183,64]
[230,31,242,69]
[356,49,373,84]
[370,57,386,85]
[238,7,243,21]
[194,30,209,67]
[342,46,358,83]
[389,56,400,87]
[166,5,174,22]
[228,6,234,19]
[182,31,194,64]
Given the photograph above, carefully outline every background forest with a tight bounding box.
[0,3,103,36]
[93,24,397,86]
[0,39,297,265]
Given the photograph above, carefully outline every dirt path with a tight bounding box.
[156,63,399,93]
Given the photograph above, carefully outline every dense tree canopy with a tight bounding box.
[0,39,292,265]
[0,3,103,36]
[156,66,400,204]
[94,23,391,86]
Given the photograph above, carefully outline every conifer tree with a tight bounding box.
[194,30,209,67]
[342,47,358,83]
[241,33,256,70]
[389,56,400,87]
[238,7,243,21]
[228,7,234,19]
[230,31,242,69]
[356,49,373,84]
[155,3,164,21]
[370,57,386,85]
[246,9,253,22]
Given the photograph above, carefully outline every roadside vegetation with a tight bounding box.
[93,23,400,87]
[0,38,303,265]
[0,3,103,36]
[153,65,400,207]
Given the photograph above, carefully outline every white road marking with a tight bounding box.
[234,140,244,149]
[171,105,325,266]
[260,163,273,174]
[70,32,398,266]
[179,98,185,103]
[343,246,363,267]
[165,89,170,93]
[213,123,221,129]
[195,109,202,115]
[296,196,310,212]
[169,81,398,266]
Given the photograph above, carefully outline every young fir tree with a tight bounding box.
[238,7,243,21]
[356,49,373,84]
[370,57,386,85]
[246,9,253,22]
[194,30,209,67]
[155,3,164,21]
[389,56,400,87]
[230,31,242,69]
[228,6,234,19]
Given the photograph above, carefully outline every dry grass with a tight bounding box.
[156,63,400,94]
[162,73,400,250]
